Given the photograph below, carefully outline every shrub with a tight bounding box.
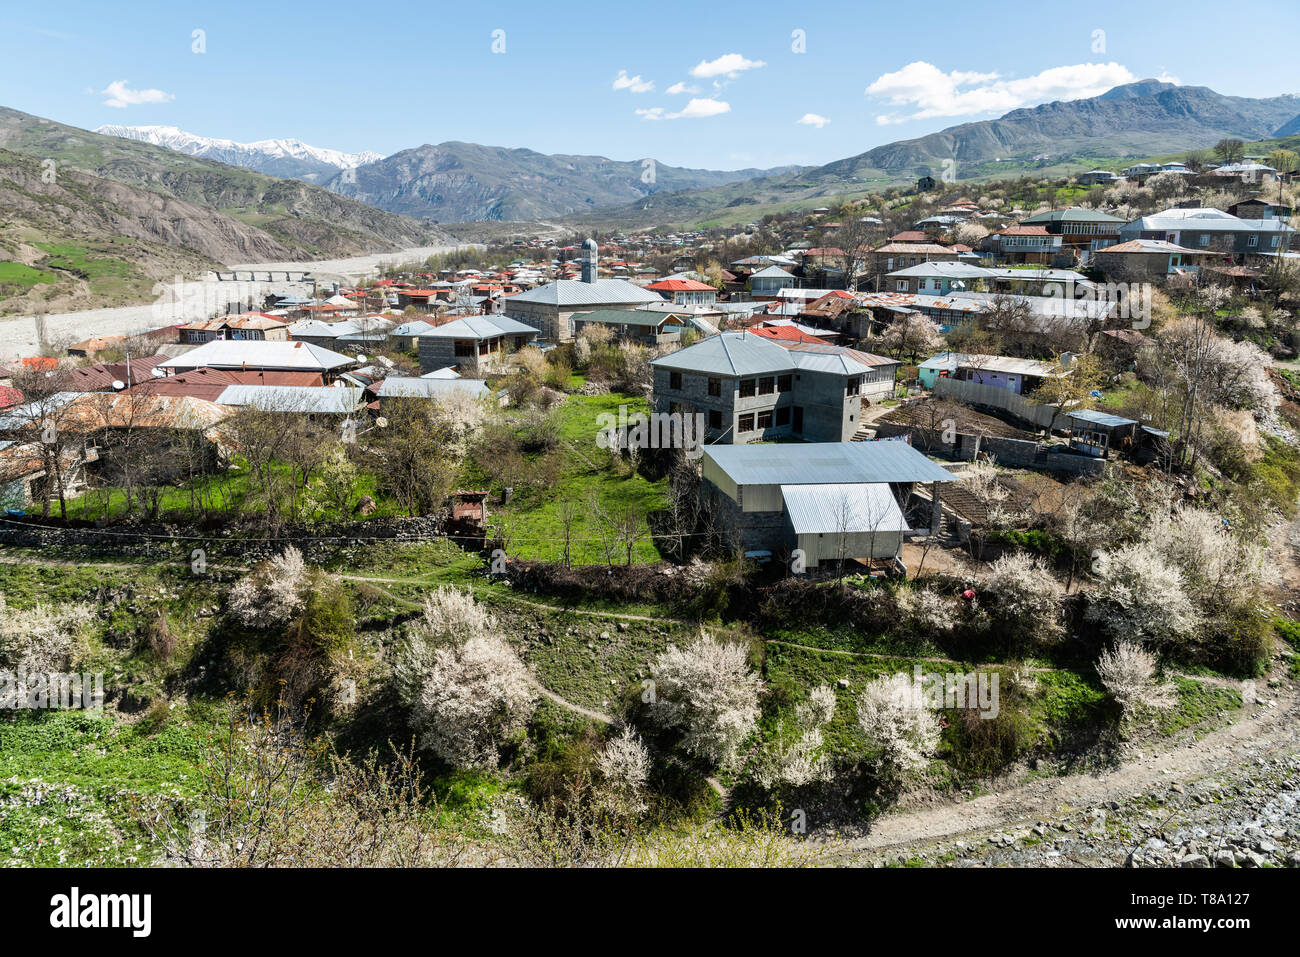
[979,552,1063,646]
[0,593,92,672]
[646,632,762,768]
[856,674,940,776]
[1084,541,1201,649]
[1095,640,1175,719]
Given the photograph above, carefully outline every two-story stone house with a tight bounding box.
[650,331,899,444]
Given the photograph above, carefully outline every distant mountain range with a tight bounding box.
[0,106,447,314]
[320,142,797,222]
[85,81,1300,229]
[566,80,1300,228]
[94,124,382,184]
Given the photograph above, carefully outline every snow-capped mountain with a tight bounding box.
[94,124,382,184]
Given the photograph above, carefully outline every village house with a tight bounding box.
[1118,207,1293,259]
[1093,239,1203,279]
[645,278,718,306]
[570,309,686,347]
[415,315,539,375]
[700,441,957,570]
[1017,208,1127,262]
[156,340,359,383]
[502,239,661,341]
[650,331,899,445]
[748,265,799,299]
[990,225,1063,265]
[179,314,290,344]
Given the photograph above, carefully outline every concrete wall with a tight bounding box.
[933,376,1073,430]
[874,422,1105,476]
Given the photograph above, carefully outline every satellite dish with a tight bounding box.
[375,417,389,429]
[356,354,368,362]
[111,380,126,391]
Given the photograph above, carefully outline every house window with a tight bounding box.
[707,376,721,397]
[758,376,775,395]
[757,410,773,429]
[669,371,682,390]
[454,340,475,357]
[737,413,755,433]
[1198,235,1210,247]
[896,280,908,291]
[708,409,722,430]
[739,378,756,398]
[1248,235,1258,247]
[847,377,861,396]
[777,374,792,392]
[775,407,790,426]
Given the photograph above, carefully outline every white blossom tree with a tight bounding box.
[980,552,1064,644]
[1084,540,1201,647]
[856,674,940,776]
[227,546,306,627]
[0,593,92,672]
[397,587,536,770]
[647,633,762,768]
[1096,640,1175,718]
[596,727,652,816]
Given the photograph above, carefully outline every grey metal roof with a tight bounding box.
[650,332,796,375]
[705,441,957,486]
[417,316,539,340]
[376,377,489,399]
[1067,408,1137,428]
[504,278,660,308]
[216,385,361,414]
[749,265,797,279]
[781,483,910,535]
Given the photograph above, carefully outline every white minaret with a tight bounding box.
[580,237,598,283]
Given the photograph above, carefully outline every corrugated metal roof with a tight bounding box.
[376,377,489,399]
[1067,408,1137,428]
[650,332,796,375]
[706,441,957,486]
[505,278,660,307]
[217,385,361,414]
[417,316,539,340]
[781,483,910,535]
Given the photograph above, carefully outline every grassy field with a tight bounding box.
[490,391,670,565]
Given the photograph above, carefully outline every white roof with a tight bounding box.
[158,340,356,372]
[417,316,539,340]
[781,483,910,536]
[420,367,461,379]
[376,376,489,399]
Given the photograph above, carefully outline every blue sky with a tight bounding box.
[5,0,1300,171]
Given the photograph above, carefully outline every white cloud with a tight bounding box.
[1156,70,1182,85]
[612,70,655,93]
[666,81,701,95]
[636,97,731,121]
[99,80,174,108]
[797,113,831,128]
[864,60,1137,122]
[689,53,766,80]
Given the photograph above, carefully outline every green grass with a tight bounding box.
[493,392,670,564]
[0,261,57,292]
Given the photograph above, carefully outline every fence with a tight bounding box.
[933,377,1072,431]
